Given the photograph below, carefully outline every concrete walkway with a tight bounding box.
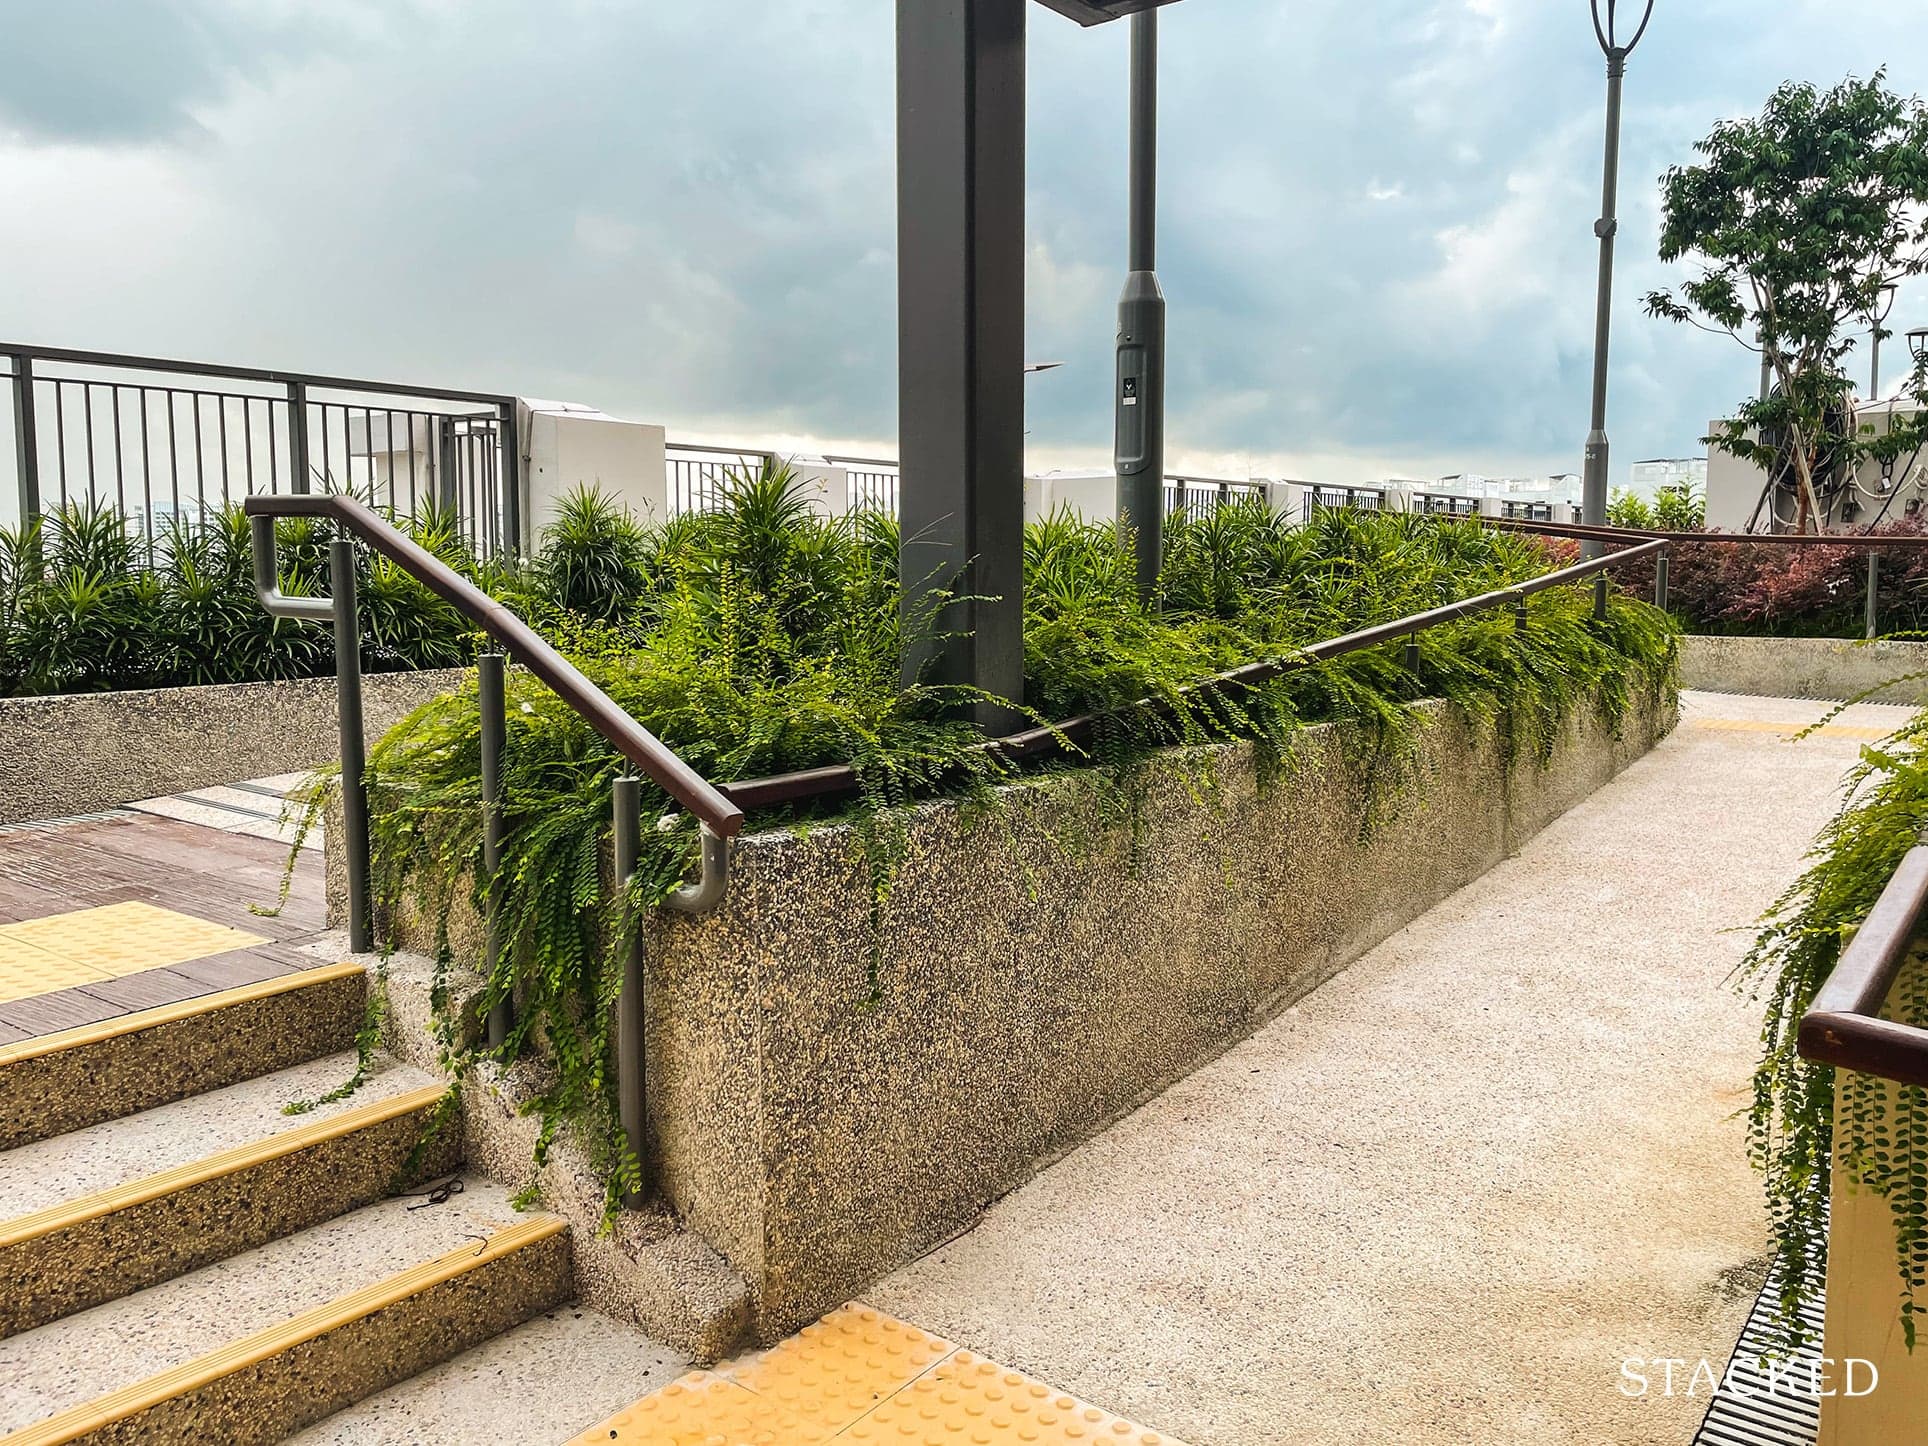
[870,691,1908,1446]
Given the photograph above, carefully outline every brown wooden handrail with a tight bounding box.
[243,493,745,838]
[722,537,1671,811]
[1485,516,1928,550]
[1798,846,1928,1087]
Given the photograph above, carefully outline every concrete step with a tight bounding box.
[0,1184,570,1446]
[0,962,367,1149]
[0,1070,458,1338]
[285,1304,691,1444]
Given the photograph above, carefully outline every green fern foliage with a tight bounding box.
[354,469,1677,1218]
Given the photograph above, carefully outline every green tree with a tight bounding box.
[1644,72,1928,533]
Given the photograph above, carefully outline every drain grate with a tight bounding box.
[1690,1268,1825,1446]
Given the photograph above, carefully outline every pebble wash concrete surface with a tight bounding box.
[871,690,1904,1446]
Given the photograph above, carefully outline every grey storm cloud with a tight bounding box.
[2,0,1926,482]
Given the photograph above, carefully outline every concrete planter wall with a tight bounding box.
[0,669,467,826]
[625,687,1676,1340]
[1680,635,1928,705]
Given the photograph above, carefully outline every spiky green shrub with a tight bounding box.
[356,468,1678,1216]
[0,501,485,696]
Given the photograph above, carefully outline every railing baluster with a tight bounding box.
[479,652,511,1049]
[52,382,67,508]
[612,773,648,1206]
[289,381,310,494]
[9,354,38,522]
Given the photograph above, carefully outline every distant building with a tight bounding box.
[1627,457,1706,499]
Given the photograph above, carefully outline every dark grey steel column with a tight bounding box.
[1114,10,1165,600]
[330,537,372,953]
[897,0,1028,725]
[10,354,39,521]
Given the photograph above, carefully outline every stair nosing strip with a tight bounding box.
[0,1082,448,1249]
[0,1215,568,1446]
[0,961,364,1067]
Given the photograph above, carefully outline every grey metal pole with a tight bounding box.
[1114,8,1165,601]
[330,537,372,953]
[479,652,510,1049]
[1580,55,1626,555]
[612,774,647,1207]
[1867,550,1880,640]
[10,354,39,521]
[1580,0,1653,556]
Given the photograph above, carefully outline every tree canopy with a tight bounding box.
[1645,72,1928,532]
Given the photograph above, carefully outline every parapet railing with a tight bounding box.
[5,342,522,556]
[720,536,1671,811]
[1800,848,1928,1087]
[1485,515,1928,641]
[244,492,743,1206]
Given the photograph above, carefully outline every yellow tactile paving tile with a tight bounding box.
[568,1304,1187,1446]
[1691,717,1895,740]
[575,1370,819,1445]
[727,1303,955,1433]
[0,938,99,1005]
[0,902,267,1004]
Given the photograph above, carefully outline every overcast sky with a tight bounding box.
[1,0,1922,485]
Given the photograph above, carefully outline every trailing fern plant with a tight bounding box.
[1739,703,1928,1352]
[342,470,1677,1220]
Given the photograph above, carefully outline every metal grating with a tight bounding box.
[1690,1266,1824,1446]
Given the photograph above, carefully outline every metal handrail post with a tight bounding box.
[1868,549,1881,641]
[330,537,372,953]
[612,774,647,1206]
[1655,546,1670,612]
[288,381,311,494]
[497,401,522,557]
[479,652,510,1048]
[10,353,39,521]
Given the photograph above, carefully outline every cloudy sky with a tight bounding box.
[1,0,1922,486]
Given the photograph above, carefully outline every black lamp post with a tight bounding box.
[1579,0,1656,558]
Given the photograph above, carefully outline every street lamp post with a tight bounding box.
[1580,0,1656,563]
[1871,282,1900,400]
[1865,284,1900,636]
[1114,9,1165,601]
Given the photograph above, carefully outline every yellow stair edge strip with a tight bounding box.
[0,1215,567,1446]
[0,960,365,1067]
[0,1082,448,1250]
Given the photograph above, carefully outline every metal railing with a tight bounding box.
[719,536,1672,811]
[666,443,777,516]
[4,344,521,555]
[1486,515,1928,641]
[1164,476,1268,521]
[1500,500,1556,522]
[829,455,903,514]
[1303,484,1387,520]
[243,492,741,1205]
[1412,492,1479,518]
